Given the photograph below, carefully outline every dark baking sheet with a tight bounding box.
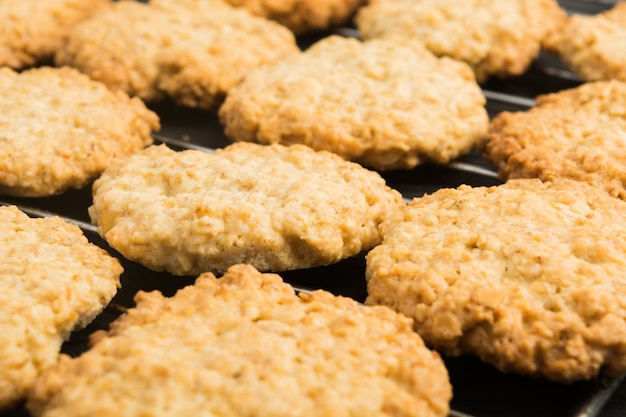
[2,0,626,416]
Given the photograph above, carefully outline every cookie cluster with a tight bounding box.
[1,1,626,417]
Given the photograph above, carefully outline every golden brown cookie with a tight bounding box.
[366,178,626,382]
[219,35,488,171]
[0,0,111,70]
[0,205,122,409]
[56,0,298,109]
[222,0,364,34]
[28,264,451,417]
[355,0,566,82]
[543,2,626,82]
[478,80,626,200]
[89,143,405,276]
[0,66,158,197]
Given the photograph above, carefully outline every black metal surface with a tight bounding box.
[1,0,625,416]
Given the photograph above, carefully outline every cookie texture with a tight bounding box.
[543,3,626,82]
[89,143,404,276]
[56,0,298,109]
[365,179,626,382]
[0,205,122,409]
[0,0,111,70]
[219,35,488,171]
[0,66,158,197]
[28,264,451,417]
[355,0,566,82]
[222,0,364,34]
[478,80,626,200]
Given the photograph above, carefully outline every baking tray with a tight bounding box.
[2,1,626,416]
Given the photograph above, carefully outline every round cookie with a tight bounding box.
[478,80,626,200]
[0,0,111,70]
[355,0,566,83]
[365,178,626,382]
[219,35,488,171]
[28,264,451,417]
[89,142,405,276]
[221,0,364,34]
[0,66,158,197]
[0,205,122,409]
[56,0,298,109]
[543,3,626,82]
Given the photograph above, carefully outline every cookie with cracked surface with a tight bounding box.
[478,80,626,200]
[543,2,626,82]
[219,35,488,171]
[0,66,158,197]
[355,0,566,83]
[221,0,364,34]
[0,0,111,70]
[89,142,405,276]
[28,264,451,417]
[56,0,298,109]
[365,178,626,382]
[0,205,122,409]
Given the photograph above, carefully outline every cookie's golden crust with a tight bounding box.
[219,36,488,171]
[55,1,168,103]
[0,0,111,69]
[478,80,626,200]
[56,0,298,108]
[356,0,566,82]
[0,205,122,409]
[222,0,364,34]
[89,143,404,276]
[28,264,451,417]
[543,3,626,82]
[0,66,158,197]
[366,179,626,382]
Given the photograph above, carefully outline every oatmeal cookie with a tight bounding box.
[28,264,451,417]
[0,66,158,197]
[478,80,626,200]
[0,205,122,409]
[219,35,488,171]
[0,0,110,70]
[221,0,364,34]
[355,0,566,83]
[56,0,298,109]
[89,143,404,276]
[543,2,626,82]
[366,179,626,382]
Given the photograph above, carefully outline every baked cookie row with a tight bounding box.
[4,0,625,87]
[5,49,626,203]
[0,0,363,71]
